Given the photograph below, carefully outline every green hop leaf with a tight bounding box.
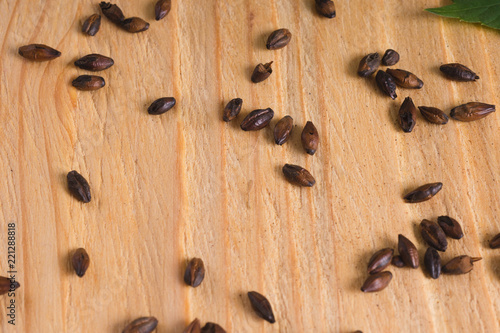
[426,0,500,30]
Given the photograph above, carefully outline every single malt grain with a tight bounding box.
[251,62,273,83]
[420,219,448,252]
[67,170,91,203]
[440,63,479,81]
[301,121,319,155]
[282,164,315,187]
[74,54,114,71]
[403,182,442,203]
[386,69,423,89]
[437,216,464,239]
[18,44,61,61]
[357,53,380,77]
[361,271,392,292]
[375,70,397,99]
[424,247,441,279]
[72,248,90,278]
[442,255,482,275]
[248,291,276,323]
[398,234,419,268]
[223,98,242,122]
[148,97,176,115]
[155,0,172,21]
[72,75,105,91]
[99,2,125,24]
[450,102,495,122]
[418,106,449,125]
[240,108,274,131]
[82,14,101,36]
[122,317,158,333]
[184,258,205,288]
[398,97,417,133]
[367,248,394,274]
[315,0,336,18]
[382,49,399,66]
[274,116,293,145]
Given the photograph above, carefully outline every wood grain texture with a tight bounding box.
[0,0,499,332]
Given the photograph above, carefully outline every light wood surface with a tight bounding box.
[1,0,500,332]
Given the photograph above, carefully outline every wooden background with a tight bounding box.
[0,0,499,332]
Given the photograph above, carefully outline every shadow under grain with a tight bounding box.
[220,99,245,131]
[60,171,75,201]
[143,1,157,22]
[291,123,306,156]
[274,163,285,183]
[112,318,130,333]
[178,257,188,287]
[65,249,76,275]
[388,100,401,132]
[484,232,499,249]
[254,30,273,51]
[244,64,255,83]
[238,290,267,324]
[489,255,500,281]
[352,247,383,292]
[411,220,422,245]
[346,55,363,78]
[301,0,316,17]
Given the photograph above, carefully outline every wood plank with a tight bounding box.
[0,0,499,331]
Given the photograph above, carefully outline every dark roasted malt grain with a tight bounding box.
[248,291,276,323]
[403,182,442,203]
[274,116,293,145]
[266,29,291,50]
[251,62,273,83]
[99,2,125,24]
[122,17,150,33]
[357,53,380,77]
[0,276,20,296]
[315,0,336,18]
[184,258,205,288]
[440,63,479,81]
[367,248,394,274]
[18,44,61,61]
[424,247,441,279]
[122,317,158,333]
[375,70,397,99]
[418,106,449,125]
[386,68,423,89]
[155,0,172,21]
[240,108,274,131]
[437,216,463,239]
[183,318,201,333]
[361,271,392,292]
[490,233,500,249]
[74,54,114,71]
[67,170,91,203]
[72,75,105,91]
[391,255,405,268]
[282,164,315,187]
[398,234,419,268]
[148,97,176,115]
[223,98,243,122]
[382,49,399,66]
[72,248,90,278]
[450,102,495,122]
[420,219,448,252]
[201,323,226,333]
[442,255,481,275]
[398,97,417,133]
[82,14,101,36]
[301,121,319,155]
